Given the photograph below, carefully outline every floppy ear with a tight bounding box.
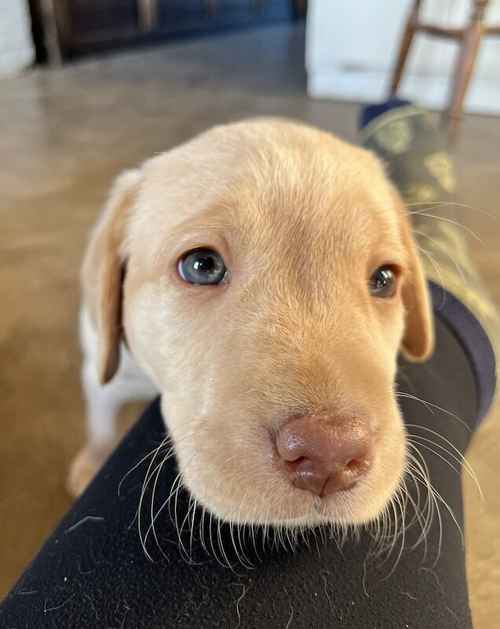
[393,188,435,362]
[82,170,141,384]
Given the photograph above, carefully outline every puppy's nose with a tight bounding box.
[275,415,373,497]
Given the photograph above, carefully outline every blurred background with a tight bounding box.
[1,1,499,626]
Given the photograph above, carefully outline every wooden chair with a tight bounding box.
[389,0,500,141]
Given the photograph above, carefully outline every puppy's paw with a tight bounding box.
[67,445,112,497]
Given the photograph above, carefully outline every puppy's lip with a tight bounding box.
[248,475,376,525]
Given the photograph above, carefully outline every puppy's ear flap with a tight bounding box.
[393,188,435,362]
[82,170,141,384]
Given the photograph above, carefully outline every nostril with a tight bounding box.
[284,456,308,472]
[345,456,372,476]
[345,458,363,473]
[275,431,307,463]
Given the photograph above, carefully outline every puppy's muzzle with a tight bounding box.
[275,415,373,497]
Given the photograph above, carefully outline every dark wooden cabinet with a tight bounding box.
[66,1,138,36]
[32,0,302,63]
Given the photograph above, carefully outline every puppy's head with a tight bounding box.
[85,119,433,528]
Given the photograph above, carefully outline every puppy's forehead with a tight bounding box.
[231,134,399,252]
[133,120,402,263]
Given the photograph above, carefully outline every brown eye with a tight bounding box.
[177,248,228,285]
[369,266,397,298]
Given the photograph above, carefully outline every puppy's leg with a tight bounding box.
[68,310,157,496]
[67,359,123,497]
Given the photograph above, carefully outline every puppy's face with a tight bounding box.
[89,119,433,528]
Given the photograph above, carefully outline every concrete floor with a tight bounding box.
[1,24,499,627]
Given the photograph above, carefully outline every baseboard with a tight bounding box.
[308,69,500,116]
[0,48,34,77]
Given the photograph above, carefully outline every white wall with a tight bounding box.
[0,0,35,78]
[306,0,500,114]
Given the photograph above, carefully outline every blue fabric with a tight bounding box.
[429,282,497,424]
[358,98,412,130]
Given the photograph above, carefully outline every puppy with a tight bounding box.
[69,118,433,529]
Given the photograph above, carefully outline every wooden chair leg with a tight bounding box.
[445,0,490,141]
[40,0,63,65]
[137,0,158,32]
[389,0,422,96]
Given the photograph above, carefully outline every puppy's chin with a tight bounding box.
[193,470,405,530]
[174,427,407,530]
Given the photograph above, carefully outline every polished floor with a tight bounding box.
[1,24,499,627]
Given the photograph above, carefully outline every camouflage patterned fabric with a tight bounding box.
[360,104,499,418]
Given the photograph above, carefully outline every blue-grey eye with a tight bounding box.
[178,248,228,285]
[369,266,397,298]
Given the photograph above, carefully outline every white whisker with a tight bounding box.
[409,211,482,242]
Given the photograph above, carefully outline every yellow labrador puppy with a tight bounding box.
[69,118,433,530]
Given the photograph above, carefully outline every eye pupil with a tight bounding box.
[178,248,227,285]
[193,256,214,273]
[376,269,390,287]
[370,266,397,298]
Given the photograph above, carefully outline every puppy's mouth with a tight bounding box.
[268,449,381,522]
[171,405,406,528]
